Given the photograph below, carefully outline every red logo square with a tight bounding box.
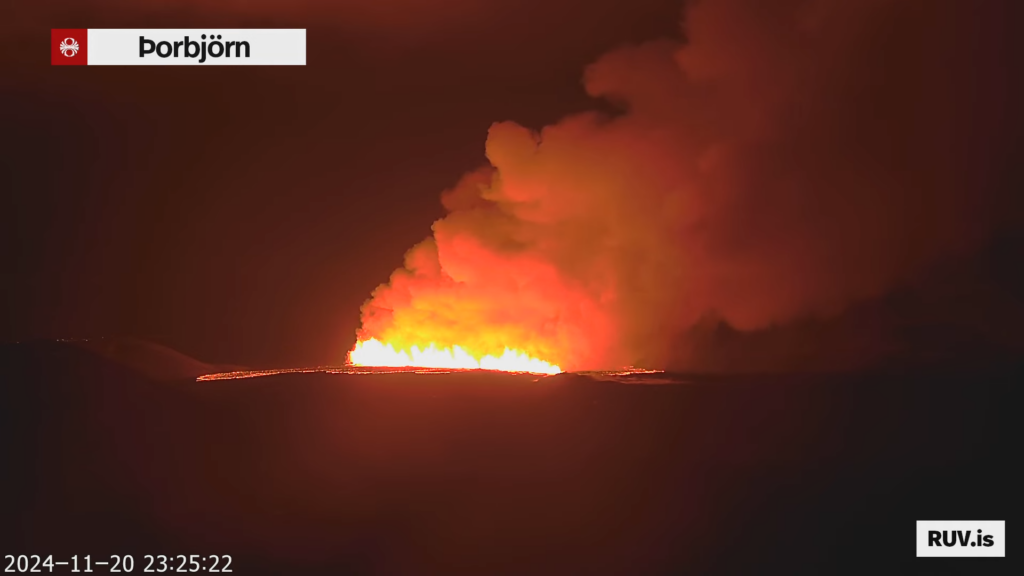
[52,29,87,65]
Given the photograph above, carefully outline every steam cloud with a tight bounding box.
[358,0,1012,370]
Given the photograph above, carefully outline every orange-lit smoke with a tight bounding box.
[353,0,1010,371]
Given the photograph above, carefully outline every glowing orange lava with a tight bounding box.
[348,338,562,375]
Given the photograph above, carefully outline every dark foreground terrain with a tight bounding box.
[2,341,1019,575]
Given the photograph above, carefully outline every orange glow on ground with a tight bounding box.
[347,338,562,375]
[194,364,663,382]
[196,365,464,381]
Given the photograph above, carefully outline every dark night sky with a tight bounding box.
[3,0,1022,370]
[2,0,686,367]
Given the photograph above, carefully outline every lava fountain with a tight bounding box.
[348,338,561,374]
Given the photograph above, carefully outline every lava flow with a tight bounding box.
[348,338,562,375]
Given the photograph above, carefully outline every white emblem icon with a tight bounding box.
[59,38,80,57]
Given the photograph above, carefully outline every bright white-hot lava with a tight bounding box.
[348,338,562,375]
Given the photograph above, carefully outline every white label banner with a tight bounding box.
[916,520,1006,557]
[87,29,305,65]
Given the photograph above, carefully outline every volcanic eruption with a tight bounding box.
[348,0,1011,373]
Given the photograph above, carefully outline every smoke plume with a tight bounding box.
[357,0,1014,370]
